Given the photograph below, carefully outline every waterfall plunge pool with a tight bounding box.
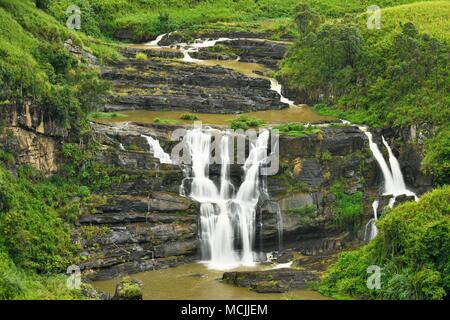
[92,263,329,300]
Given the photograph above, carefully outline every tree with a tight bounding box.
[294,3,322,38]
[35,0,50,10]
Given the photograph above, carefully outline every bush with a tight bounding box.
[330,182,363,226]
[275,123,322,137]
[180,113,199,121]
[320,186,450,300]
[135,52,148,60]
[228,115,265,130]
[422,128,450,185]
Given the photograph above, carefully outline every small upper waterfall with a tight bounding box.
[146,33,167,46]
[146,35,295,108]
[181,127,273,269]
[360,127,418,241]
[270,79,295,106]
[141,135,173,164]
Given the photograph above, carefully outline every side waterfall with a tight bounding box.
[141,135,173,164]
[360,127,418,241]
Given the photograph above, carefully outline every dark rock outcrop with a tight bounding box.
[223,268,318,293]
[101,51,288,113]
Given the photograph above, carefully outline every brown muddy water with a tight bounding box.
[92,263,329,300]
[102,43,335,126]
[97,106,334,126]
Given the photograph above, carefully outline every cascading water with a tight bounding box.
[141,135,173,164]
[182,128,272,269]
[147,34,296,108]
[360,127,418,240]
[146,33,167,46]
[142,34,288,264]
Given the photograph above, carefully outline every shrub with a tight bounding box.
[228,115,265,130]
[275,123,322,137]
[180,113,199,121]
[135,52,148,60]
[320,186,450,300]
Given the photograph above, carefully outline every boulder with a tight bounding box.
[113,277,143,300]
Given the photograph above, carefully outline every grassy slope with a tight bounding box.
[0,1,116,300]
[47,0,439,41]
[48,0,300,40]
[320,186,450,300]
[359,1,450,42]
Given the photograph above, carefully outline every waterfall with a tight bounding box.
[182,128,272,269]
[364,200,379,241]
[360,127,418,241]
[147,35,295,107]
[141,135,173,164]
[270,79,295,106]
[146,33,167,46]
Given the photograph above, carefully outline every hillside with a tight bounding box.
[320,186,450,300]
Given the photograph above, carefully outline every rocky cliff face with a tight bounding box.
[0,103,66,175]
[102,47,288,114]
[75,122,373,280]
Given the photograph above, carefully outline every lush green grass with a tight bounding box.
[47,0,301,41]
[153,117,181,125]
[274,123,322,137]
[180,113,200,121]
[88,111,128,120]
[320,186,450,300]
[0,165,87,299]
[0,0,113,134]
[228,115,266,130]
[330,181,364,227]
[279,1,449,184]
[301,0,436,18]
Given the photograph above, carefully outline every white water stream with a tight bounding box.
[360,127,418,241]
[141,134,173,164]
[146,34,295,107]
[142,34,417,253]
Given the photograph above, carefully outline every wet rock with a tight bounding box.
[64,39,97,65]
[113,277,143,300]
[395,194,416,205]
[101,55,288,114]
[223,269,318,291]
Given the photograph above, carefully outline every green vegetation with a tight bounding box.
[180,113,200,121]
[117,277,142,299]
[135,52,148,60]
[153,117,180,125]
[287,205,317,225]
[278,1,449,184]
[275,123,322,137]
[48,0,301,41]
[330,182,364,227]
[0,165,92,299]
[320,186,450,300]
[422,128,450,186]
[0,0,113,135]
[228,115,266,130]
[88,111,128,120]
